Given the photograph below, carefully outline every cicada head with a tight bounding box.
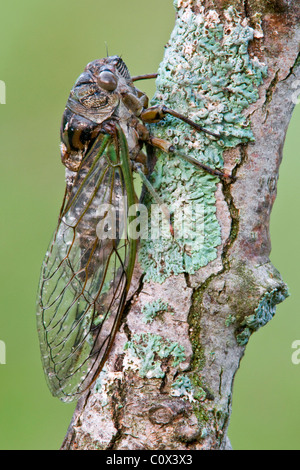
[87,56,131,84]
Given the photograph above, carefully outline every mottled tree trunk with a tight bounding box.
[62,0,300,450]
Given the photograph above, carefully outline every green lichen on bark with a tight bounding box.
[139,4,267,283]
[171,374,207,402]
[141,298,171,324]
[236,286,290,345]
[124,333,186,378]
[171,375,195,400]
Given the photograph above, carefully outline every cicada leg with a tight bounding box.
[136,105,233,180]
[146,135,234,183]
[131,73,158,82]
[141,104,221,139]
[133,162,175,238]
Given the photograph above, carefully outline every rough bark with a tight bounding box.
[61,0,300,450]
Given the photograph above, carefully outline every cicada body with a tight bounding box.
[37,57,149,402]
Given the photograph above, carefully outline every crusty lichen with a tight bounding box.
[139,5,267,283]
[94,367,123,406]
[124,333,186,378]
[236,286,289,345]
[171,374,208,404]
[225,314,236,327]
[141,298,171,324]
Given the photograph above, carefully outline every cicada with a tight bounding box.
[36,55,230,402]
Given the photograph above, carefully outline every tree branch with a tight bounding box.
[61,0,300,450]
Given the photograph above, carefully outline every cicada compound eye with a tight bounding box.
[97,70,118,91]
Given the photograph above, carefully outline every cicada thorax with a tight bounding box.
[60,77,116,171]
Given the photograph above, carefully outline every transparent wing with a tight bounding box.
[36,127,137,402]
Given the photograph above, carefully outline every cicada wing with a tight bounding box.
[36,128,137,402]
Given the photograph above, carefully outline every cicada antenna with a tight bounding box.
[105,42,109,57]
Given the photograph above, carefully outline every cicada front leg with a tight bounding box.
[141,104,221,139]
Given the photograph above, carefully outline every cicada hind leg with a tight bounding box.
[138,105,234,183]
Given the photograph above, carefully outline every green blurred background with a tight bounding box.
[0,0,299,450]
